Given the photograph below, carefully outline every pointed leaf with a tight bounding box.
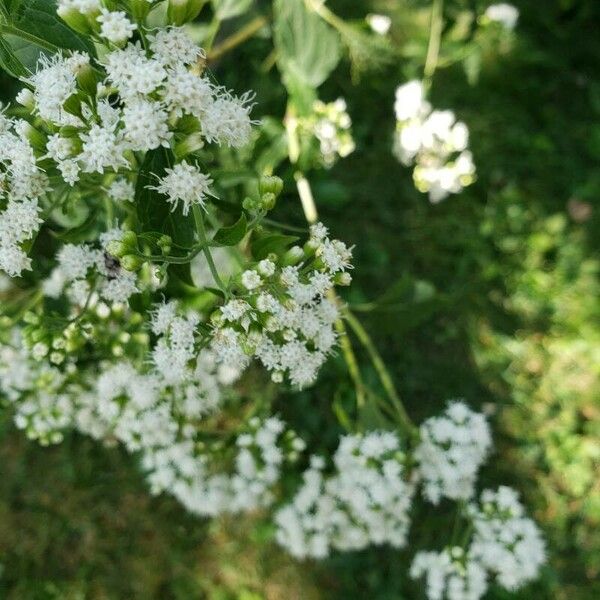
[212,213,248,247]
[0,0,94,79]
[251,233,299,260]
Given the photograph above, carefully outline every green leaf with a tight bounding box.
[136,148,196,284]
[212,213,248,246]
[273,0,341,92]
[211,0,253,20]
[251,233,298,260]
[0,0,94,79]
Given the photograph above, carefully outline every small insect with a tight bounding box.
[103,252,121,279]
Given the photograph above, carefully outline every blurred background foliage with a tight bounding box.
[1,0,599,598]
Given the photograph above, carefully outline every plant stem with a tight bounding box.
[295,173,318,225]
[423,0,444,90]
[193,206,229,297]
[334,306,366,410]
[344,309,417,436]
[208,15,268,62]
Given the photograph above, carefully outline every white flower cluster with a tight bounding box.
[209,222,352,388]
[393,81,476,202]
[150,299,240,388]
[0,321,301,517]
[17,25,253,201]
[0,113,46,276]
[44,229,139,305]
[485,3,519,30]
[0,331,73,444]
[299,99,355,167]
[469,486,546,591]
[410,547,488,600]
[411,487,546,600]
[275,431,415,559]
[414,400,492,504]
[147,416,305,517]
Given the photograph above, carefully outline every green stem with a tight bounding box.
[203,16,222,54]
[207,15,268,62]
[193,205,229,297]
[423,0,444,90]
[334,304,367,410]
[344,309,417,436]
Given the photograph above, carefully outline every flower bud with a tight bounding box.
[259,192,276,211]
[15,88,34,109]
[334,272,352,286]
[259,175,284,197]
[63,94,84,119]
[158,235,172,254]
[106,240,128,258]
[174,132,204,159]
[76,63,99,96]
[16,121,46,151]
[282,245,305,266]
[121,230,138,249]
[121,254,144,272]
[57,5,96,35]
[242,196,259,212]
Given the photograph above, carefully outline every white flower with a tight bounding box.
[151,161,214,215]
[275,431,415,558]
[103,43,167,99]
[107,178,135,202]
[162,68,214,118]
[26,54,81,126]
[122,98,171,151]
[410,548,488,600]
[56,244,98,281]
[415,400,492,504]
[78,124,128,174]
[148,27,204,67]
[201,90,256,148]
[469,487,546,591]
[485,3,519,30]
[241,270,262,290]
[97,10,137,44]
[394,80,428,122]
[366,14,391,35]
[393,82,476,202]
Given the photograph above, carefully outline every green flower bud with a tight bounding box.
[23,312,40,325]
[30,328,47,344]
[121,254,144,272]
[106,240,128,258]
[158,235,172,254]
[334,272,352,286]
[15,88,34,109]
[63,94,84,119]
[282,245,305,266]
[174,132,205,159]
[76,63,99,96]
[242,197,259,211]
[259,175,284,197]
[57,5,96,35]
[260,192,277,211]
[17,122,46,152]
[121,230,138,248]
